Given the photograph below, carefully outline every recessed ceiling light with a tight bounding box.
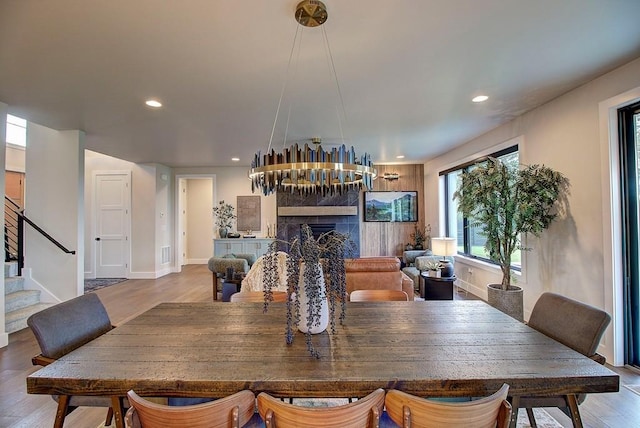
[472,95,489,103]
[231,157,240,162]
[396,155,405,159]
[145,99,162,108]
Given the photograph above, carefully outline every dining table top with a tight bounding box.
[27,300,619,401]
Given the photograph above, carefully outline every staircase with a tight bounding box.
[4,261,50,333]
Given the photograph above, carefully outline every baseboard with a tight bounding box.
[455,278,486,300]
[186,258,209,265]
[22,268,61,303]
[0,332,8,348]
[128,266,173,279]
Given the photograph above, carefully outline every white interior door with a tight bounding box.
[95,171,131,278]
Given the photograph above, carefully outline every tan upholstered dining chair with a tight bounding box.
[257,388,385,428]
[230,291,288,302]
[349,289,409,302]
[384,384,511,428]
[513,292,611,428]
[125,389,256,428]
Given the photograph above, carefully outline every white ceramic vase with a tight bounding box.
[297,262,329,334]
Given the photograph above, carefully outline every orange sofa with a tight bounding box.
[345,257,415,301]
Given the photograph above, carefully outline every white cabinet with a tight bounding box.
[213,238,275,258]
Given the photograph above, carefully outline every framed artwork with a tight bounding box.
[237,196,261,231]
[363,191,418,222]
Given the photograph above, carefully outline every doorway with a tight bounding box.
[175,175,215,269]
[619,100,640,367]
[94,171,131,278]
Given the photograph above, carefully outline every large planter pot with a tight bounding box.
[487,283,523,322]
[297,262,329,335]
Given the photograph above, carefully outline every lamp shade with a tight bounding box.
[431,237,457,257]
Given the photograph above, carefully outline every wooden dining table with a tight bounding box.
[26,300,619,428]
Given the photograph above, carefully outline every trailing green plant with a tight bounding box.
[263,224,354,358]
[212,200,236,229]
[453,157,569,290]
[424,260,441,271]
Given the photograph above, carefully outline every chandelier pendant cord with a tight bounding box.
[322,24,347,145]
[267,12,304,153]
[282,24,306,149]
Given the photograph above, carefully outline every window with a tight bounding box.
[6,114,26,147]
[441,145,520,268]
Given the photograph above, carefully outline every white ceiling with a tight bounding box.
[1,0,639,168]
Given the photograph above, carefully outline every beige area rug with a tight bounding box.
[98,400,562,427]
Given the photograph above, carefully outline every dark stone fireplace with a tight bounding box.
[276,190,360,257]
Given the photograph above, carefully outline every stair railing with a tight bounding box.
[4,196,75,274]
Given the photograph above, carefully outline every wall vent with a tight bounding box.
[161,246,171,264]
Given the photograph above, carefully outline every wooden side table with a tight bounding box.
[420,274,456,300]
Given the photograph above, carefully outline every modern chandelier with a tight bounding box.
[249,0,377,196]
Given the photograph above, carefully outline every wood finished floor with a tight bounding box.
[1,264,639,428]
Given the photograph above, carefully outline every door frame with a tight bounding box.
[599,86,640,366]
[92,170,131,279]
[174,173,216,272]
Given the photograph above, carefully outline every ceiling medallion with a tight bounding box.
[249,1,377,196]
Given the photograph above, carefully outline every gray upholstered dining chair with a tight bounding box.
[513,292,611,428]
[27,293,120,428]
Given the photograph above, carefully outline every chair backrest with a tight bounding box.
[257,388,385,428]
[528,292,611,357]
[241,251,290,293]
[230,291,288,302]
[27,293,113,360]
[384,384,511,428]
[125,389,255,428]
[349,289,409,302]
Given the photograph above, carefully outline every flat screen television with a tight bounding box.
[363,191,418,222]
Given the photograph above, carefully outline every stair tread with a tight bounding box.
[4,261,19,278]
[5,302,52,320]
[6,289,39,299]
[5,303,53,333]
[4,276,25,295]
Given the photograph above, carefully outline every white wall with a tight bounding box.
[174,166,277,237]
[26,124,84,301]
[0,102,8,348]
[425,56,640,364]
[85,151,170,279]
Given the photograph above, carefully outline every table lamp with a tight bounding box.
[430,237,457,278]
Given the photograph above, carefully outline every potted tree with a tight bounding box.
[453,156,569,321]
[212,200,236,238]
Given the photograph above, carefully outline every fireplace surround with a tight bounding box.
[276,189,360,257]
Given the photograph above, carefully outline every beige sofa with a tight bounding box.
[345,257,414,301]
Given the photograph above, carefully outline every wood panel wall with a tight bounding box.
[360,164,425,257]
